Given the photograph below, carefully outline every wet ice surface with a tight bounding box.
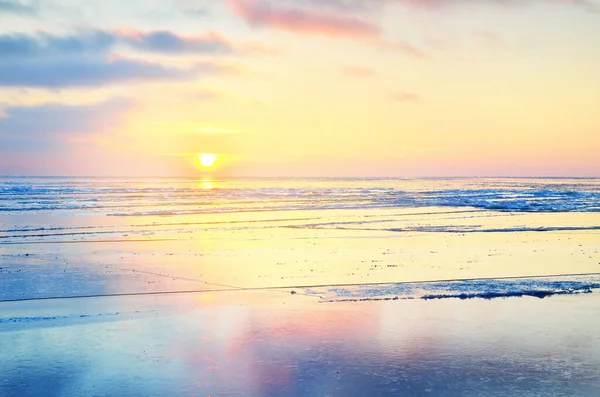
[2,178,600,396]
[2,293,600,397]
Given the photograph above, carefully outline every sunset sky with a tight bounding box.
[0,0,599,177]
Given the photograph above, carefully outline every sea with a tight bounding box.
[2,177,600,396]
[1,176,600,301]
[2,176,600,216]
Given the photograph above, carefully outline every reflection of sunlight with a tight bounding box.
[212,306,247,340]
[198,179,213,189]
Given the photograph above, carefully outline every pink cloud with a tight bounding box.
[227,0,426,58]
[227,0,380,38]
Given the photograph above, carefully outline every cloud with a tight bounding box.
[0,31,115,59]
[220,0,597,59]
[0,29,239,59]
[0,57,206,87]
[390,91,422,102]
[228,0,380,38]
[226,0,426,58]
[112,29,235,54]
[0,30,265,87]
[0,0,35,14]
[0,99,132,151]
[0,30,241,87]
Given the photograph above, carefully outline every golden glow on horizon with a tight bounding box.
[200,179,214,189]
[198,153,218,168]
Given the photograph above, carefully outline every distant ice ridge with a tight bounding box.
[305,275,600,302]
[1,177,599,215]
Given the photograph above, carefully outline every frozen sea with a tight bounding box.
[1,177,600,396]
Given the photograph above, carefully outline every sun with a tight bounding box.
[197,153,217,168]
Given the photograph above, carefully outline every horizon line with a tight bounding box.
[1,175,599,179]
